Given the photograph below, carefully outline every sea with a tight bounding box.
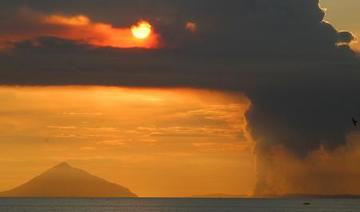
[0,198,359,212]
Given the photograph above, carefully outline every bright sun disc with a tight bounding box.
[131,21,152,40]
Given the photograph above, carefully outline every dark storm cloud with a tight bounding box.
[1,0,360,194]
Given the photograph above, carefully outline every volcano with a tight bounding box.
[0,162,137,197]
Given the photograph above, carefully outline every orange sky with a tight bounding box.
[0,11,159,49]
[0,86,255,197]
[1,86,360,196]
[322,0,360,52]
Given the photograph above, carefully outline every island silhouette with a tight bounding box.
[0,162,137,198]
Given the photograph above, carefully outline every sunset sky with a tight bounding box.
[322,0,360,51]
[0,87,255,196]
[0,0,359,197]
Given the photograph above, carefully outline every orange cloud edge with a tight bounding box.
[1,13,160,50]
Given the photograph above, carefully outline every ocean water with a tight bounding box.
[0,198,359,212]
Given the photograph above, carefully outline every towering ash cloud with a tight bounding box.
[0,0,359,195]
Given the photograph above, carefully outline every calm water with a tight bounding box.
[0,198,359,212]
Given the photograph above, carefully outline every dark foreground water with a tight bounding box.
[0,198,359,212]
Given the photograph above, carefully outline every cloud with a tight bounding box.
[255,133,360,196]
[0,0,360,195]
[337,31,356,44]
[0,8,159,49]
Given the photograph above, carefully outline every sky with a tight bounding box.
[0,87,255,196]
[322,0,360,51]
[0,0,359,197]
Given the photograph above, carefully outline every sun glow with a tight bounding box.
[0,86,255,197]
[131,21,152,40]
[0,13,159,50]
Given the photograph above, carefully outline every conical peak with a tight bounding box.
[54,162,72,169]
[0,161,138,197]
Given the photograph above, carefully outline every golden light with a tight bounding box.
[44,15,90,26]
[0,86,255,197]
[0,14,160,49]
[131,21,152,40]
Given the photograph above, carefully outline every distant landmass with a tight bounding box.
[281,194,360,199]
[192,193,247,198]
[0,162,137,198]
[193,193,360,199]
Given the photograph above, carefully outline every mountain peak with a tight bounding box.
[0,163,137,198]
[54,162,71,169]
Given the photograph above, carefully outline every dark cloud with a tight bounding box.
[338,31,356,44]
[0,0,360,195]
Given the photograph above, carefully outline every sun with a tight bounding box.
[131,21,152,40]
